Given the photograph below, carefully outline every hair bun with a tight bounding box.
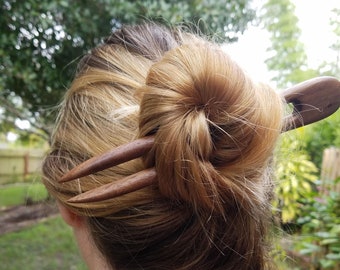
[138,40,283,213]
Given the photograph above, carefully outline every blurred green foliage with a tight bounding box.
[263,2,340,268]
[0,0,255,140]
[303,111,340,169]
[274,129,318,223]
[263,0,339,223]
[295,178,340,269]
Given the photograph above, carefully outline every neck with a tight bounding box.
[73,226,112,270]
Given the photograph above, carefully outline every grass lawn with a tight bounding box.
[0,181,86,269]
[0,216,87,270]
[0,182,48,208]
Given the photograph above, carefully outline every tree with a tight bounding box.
[261,0,317,88]
[318,7,340,77]
[0,0,256,141]
[302,7,340,168]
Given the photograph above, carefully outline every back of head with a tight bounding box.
[43,23,284,270]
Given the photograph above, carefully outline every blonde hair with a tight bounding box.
[43,23,284,269]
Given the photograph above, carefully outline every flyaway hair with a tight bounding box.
[42,23,340,270]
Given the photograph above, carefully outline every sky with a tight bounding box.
[225,0,339,84]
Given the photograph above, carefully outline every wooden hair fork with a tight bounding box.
[60,76,340,203]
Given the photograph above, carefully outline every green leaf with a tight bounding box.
[299,243,321,255]
[325,253,340,260]
[315,231,332,238]
[321,238,340,245]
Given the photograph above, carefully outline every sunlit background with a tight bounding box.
[227,0,339,83]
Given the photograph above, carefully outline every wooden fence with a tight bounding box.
[0,148,45,185]
[321,147,340,194]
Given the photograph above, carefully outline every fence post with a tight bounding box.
[24,152,29,178]
[321,147,340,194]
[0,148,45,184]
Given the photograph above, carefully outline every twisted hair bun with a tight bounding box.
[42,24,285,269]
[139,39,283,213]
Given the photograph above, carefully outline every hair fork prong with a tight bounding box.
[67,168,157,203]
[59,136,155,183]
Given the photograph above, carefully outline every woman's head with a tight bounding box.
[43,23,284,269]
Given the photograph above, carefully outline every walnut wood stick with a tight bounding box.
[67,168,156,203]
[59,136,154,182]
[282,76,340,132]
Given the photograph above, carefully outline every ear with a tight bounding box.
[57,202,84,228]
